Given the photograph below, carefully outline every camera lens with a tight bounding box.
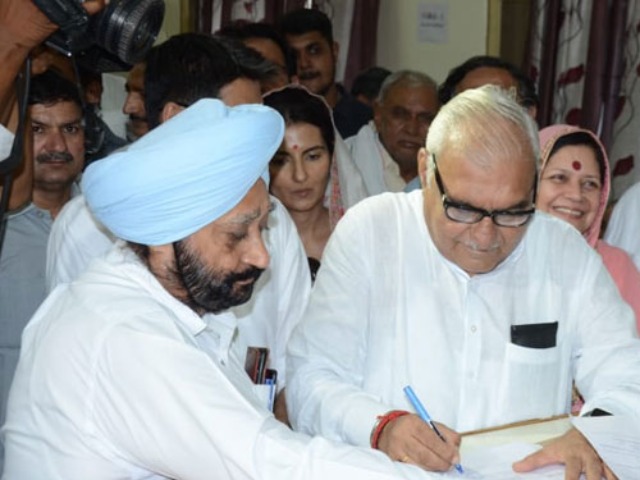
[92,0,165,65]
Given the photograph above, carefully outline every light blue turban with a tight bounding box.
[82,98,284,245]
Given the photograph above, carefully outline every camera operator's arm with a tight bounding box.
[0,0,107,123]
[0,0,56,123]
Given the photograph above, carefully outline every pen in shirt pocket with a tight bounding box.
[403,385,464,474]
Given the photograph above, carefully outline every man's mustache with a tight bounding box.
[227,266,264,284]
[128,114,148,123]
[36,151,73,164]
[298,70,321,81]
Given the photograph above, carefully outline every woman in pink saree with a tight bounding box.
[538,125,640,332]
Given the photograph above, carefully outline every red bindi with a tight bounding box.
[572,160,582,171]
[292,144,299,150]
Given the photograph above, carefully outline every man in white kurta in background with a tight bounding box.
[345,71,439,196]
[605,181,640,271]
[3,99,438,480]
[286,86,640,478]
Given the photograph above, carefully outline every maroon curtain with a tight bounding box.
[600,0,628,150]
[580,0,609,133]
[526,0,628,152]
[532,0,562,128]
[343,0,380,90]
[196,0,307,34]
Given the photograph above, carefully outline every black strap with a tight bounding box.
[0,58,31,254]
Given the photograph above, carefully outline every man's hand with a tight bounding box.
[513,427,618,480]
[377,413,461,472]
[0,0,108,50]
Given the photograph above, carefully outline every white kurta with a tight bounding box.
[286,191,640,448]
[332,132,370,208]
[605,182,640,271]
[2,247,436,480]
[345,122,407,196]
[0,125,13,162]
[46,194,310,387]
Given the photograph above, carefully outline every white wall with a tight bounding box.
[158,0,182,43]
[376,0,490,83]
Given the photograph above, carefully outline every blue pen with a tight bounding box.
[403,385,464,474]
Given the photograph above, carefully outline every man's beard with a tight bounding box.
[172,240,264,314]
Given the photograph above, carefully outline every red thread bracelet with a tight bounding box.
[370,410,410,449]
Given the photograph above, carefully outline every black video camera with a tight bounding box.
[33,0,165,72]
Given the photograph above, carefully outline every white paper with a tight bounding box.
[438,443,565,479]
[571,416,640,480]
[417,3,448,44]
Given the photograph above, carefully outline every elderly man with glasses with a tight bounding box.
[286,85,640,479]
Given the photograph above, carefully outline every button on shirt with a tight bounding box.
[286,191,640,448]
[3,247,438,479]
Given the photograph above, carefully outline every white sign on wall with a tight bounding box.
[418,3,448,44]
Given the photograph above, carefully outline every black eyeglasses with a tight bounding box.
[432,154,536,228]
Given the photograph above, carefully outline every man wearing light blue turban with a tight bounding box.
[83,98,275,247]
[45,33,312,426]
[82,98,278,313]
[3,99,432,479]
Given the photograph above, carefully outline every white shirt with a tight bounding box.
[605,182,640,271]
[345,122,407,196]
[286,191,640,447]
[46,194,310,387]
[332,132,369,208]
[46,195,116,291]
[0,125,13,163]
[2,247,436,479]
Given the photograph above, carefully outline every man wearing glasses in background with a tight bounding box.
[285,85,640,479]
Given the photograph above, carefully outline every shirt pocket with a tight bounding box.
[496,341,570,424]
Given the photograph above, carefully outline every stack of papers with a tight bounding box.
[443,416,639,478]
[571,416,640,480]
[442,443,564,478]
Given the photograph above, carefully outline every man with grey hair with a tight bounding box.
[287,85,640,478]
[345,70,439,196]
